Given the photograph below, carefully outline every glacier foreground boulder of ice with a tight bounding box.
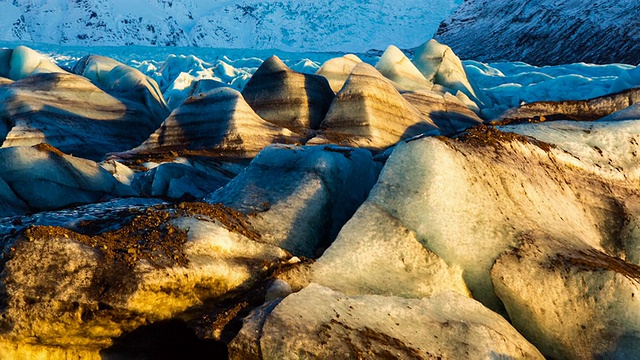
[72,54,170,123]
[229,284,543,359]
[0,202,290,358]
[0,72,166,160]
[351,123,640,312]
[130,87,304,158]
[205,144,379,257]
[0,144,135,213]
[318,62,439,150]
[375,45,432,92]
[315,54,362,93]
[500,120,640,181]
[492,233,640,359]
[312,202,470,298]
[241,56,334,133]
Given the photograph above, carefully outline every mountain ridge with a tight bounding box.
[434,0,640,66]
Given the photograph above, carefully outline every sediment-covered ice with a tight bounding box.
[319,62,439,150]
[130,87,304,157]
[0,72,166,160]
[241,56,334,132]
[355,124,640,311]
[492,233,640,359]
[497,87,640,122]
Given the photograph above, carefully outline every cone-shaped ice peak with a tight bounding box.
[132,87,304,158]
[319,62,439,150]
[242,55,334,133]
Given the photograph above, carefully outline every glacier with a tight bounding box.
[0,40,640,359]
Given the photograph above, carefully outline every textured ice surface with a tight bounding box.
[206,144,379,257]
[5,42,637,119]
[492,234,640,359]
[500,120,640,181]
[357,126,640,311]
[0,145,135,213]
[252,284,543,359]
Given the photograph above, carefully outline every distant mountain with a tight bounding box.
[434,0,640,66]
[0,0,461,52]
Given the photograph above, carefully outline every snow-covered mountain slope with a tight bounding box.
[434,0,640,66]
[0,0,461,52]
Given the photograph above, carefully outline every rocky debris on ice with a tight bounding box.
[229,284,544,359]
[72,54,170,123]
[492,233,640,359]
[497,87,640,122]
[318,63,439,150]
[375,45,432,92]
[241,56,334,133]
[0,72,165,160]
[0,144,134,216]
[0,202,290,358]
[205,144,379,257]
[500,120,640,182]
[315,54,362,93]
[130,87,304,158]
[434,0,640,66]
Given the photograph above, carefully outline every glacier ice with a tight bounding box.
[375,45,432,92]
[130,87,303,157]
[131,162,230,199]
[319,62,439,150]
[312,202,470,298]
[205,144,379,257]
[315,54,362,93]
[0,45,65,80]
[412,39,489,110]
[241,56,334,132]
[356,124,640,311]
[72,55,169,123]
[0,145,134,212]
[0,72,166,160]
[492,233,640,359]
[234,284,543,359]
